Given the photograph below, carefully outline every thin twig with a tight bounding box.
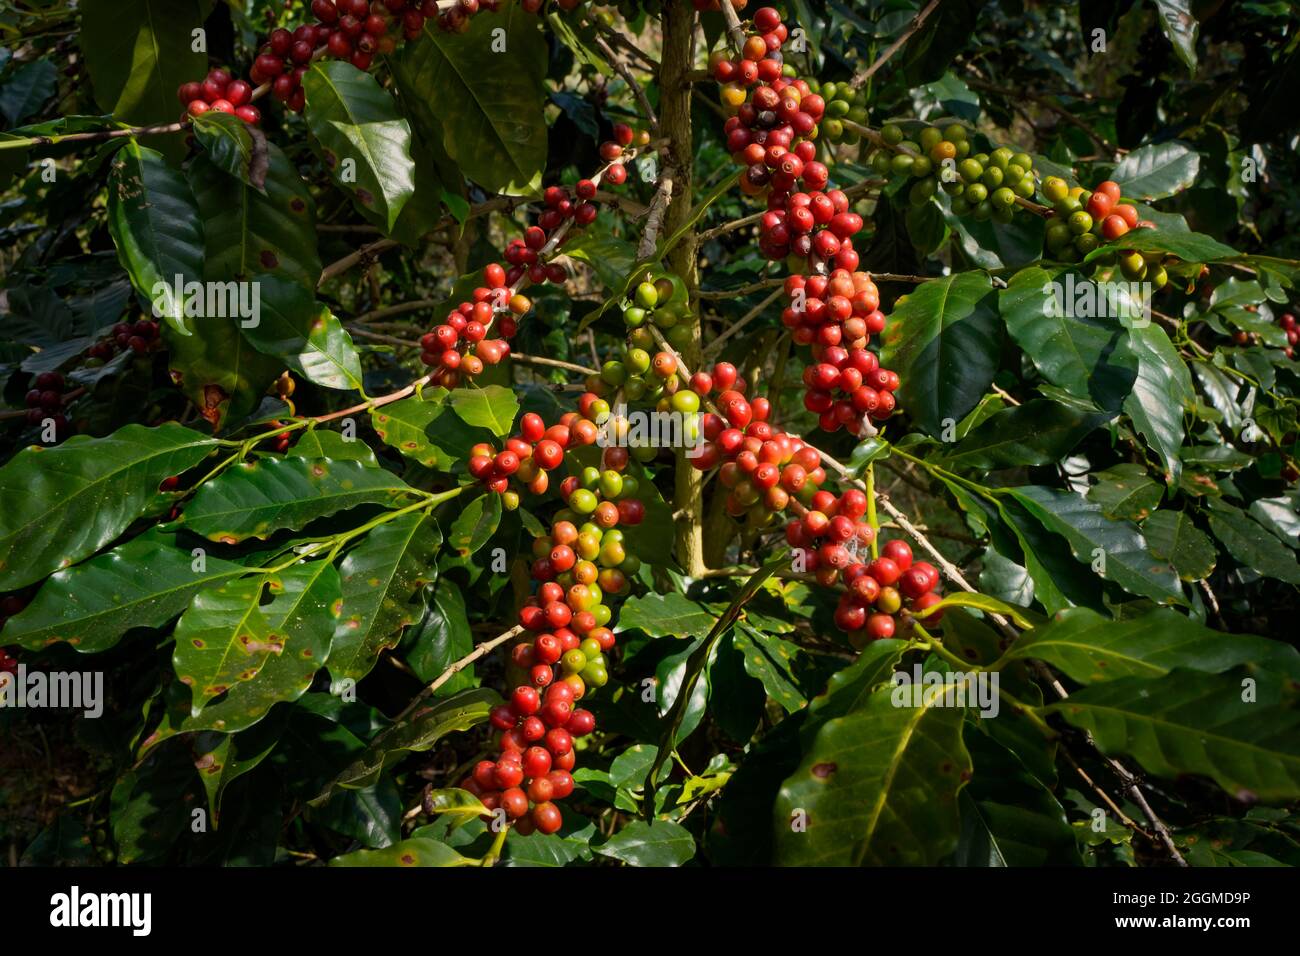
[964,76,1126,159]
[395,626,525,723]
[595,36,659,132]
[704,286,783,358]
[849,0,941,89]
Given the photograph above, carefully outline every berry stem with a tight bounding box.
[717,0,747,57]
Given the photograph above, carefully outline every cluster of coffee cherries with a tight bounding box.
[804,79,869,144]
[589,345,701,413]
[1278,311,1297,359]
[621,273,694,353]
[418,263,521,388]
[869,124,1038,220]
[498,124,644,284]
[779,270,899,434]
[86,319,162,365]
[685,375,833,521]
[22,371,71,432]
[178,68,263,124]
[784,498,941,642]
[460,442,644,834]
[758,185,863,273]
[469,409,596,506]
[1042,178,1167,287]
[0,647,16,678]
[177,0,517,123]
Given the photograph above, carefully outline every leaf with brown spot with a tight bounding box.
[774,674,972,866]
[329,511,443,686]
[172,576,283,717]
[330,837,473,867]
[183,457,414,543]
[156,562,343,748]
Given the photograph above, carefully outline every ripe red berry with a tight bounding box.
[493,760,524,789]
[881,540,913,571]
[532,801,563,834]
[511,685,540,715]
[522,745,552,778]
[544,728,573,756]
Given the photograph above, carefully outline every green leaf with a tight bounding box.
[995,494,1106,613]
[3,529,243,653]
[1001,606,1300,683]
[774,684,972,865]
[1151,0,1199,71]
[1142,510,1216,581]
[1087,463,1164,521]
[242,274,364,391]
[999,266,1138,410]
[449,385,520,436]
[914,592,1039,631]
[979,546,1036,609]
[1123,324,1193,485]
[616,592,716,638]
[172,561,340,733]
[405,578,477,694]
[330,837,473,867]
[1007,486,1184,605]
[953,733,1081,866]
[445,492,501,557]
[107,141,206,336]
[162,314,284,430]
[1250,494,1300,548]
[880,272,1001,436]
[938,400,1104,470]
[940,192,1046,270]
[1206,501,1300,585]
[302,61,416,233]
[804,639,909,730]
[81,0,209,126]
[288,429,378,466]
[421,788,489,825]
[188,144,321,288]
[172,575,285,715]
[0,423,218,591]
[330,511,442,685]
[1086,226,1238,265]
[505,815,598,867]
[0,59,57,126]
[110,746,200,864]
[1050,668,1300,802]
[563,233,641,292]
[392,5,547,196]
[1112,141,1200,200]
[315,687,501,800]
[190,110,269,191]
[732,626,805,713]
[593,820,696,867]
[182,457,413,544]
[371,389,490,470]
[1192,360,1244,429]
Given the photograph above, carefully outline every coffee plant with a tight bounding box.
[1,0,1298,871]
